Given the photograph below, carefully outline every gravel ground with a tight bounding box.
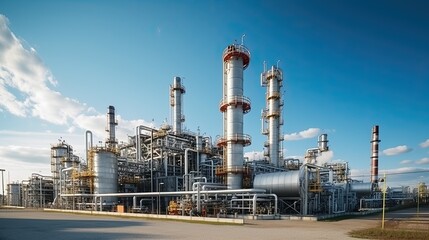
[0,206,427,240]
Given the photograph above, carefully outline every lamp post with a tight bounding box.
[0,169,5,206]
[158,182,164,215]
[417,182,420,219]
[39,176,43,208]
[381,172,386,230]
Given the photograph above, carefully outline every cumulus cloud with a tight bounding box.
[284,128,321,141]
[0,145,49,164]
[244,151,265,161]
[400,159,412,165]
[0,15,152,142]
[420,139,429,148]
[382,145,412,156]
[416,157,429,165]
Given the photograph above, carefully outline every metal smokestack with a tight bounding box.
[170,77,185,135]
[370,125,380,184]
[105,105,118,149]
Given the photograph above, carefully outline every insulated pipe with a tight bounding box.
[370,125,380,184]
[184,148,197,191]
[61,188,267,198]
[85,130,93,163]
[192,182,222,191]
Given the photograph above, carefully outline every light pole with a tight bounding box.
[417,182,420,218]
[39,176,43,208]
[0,169,5,206]
[381,172,386,230]
[158,182,164,215]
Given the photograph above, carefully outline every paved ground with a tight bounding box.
[0,206,428,240]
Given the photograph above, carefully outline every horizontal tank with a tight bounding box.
[253,170,302,198]
[350,182,372,195]
[93,149,118,204]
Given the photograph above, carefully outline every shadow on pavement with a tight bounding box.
[0,214,161,240]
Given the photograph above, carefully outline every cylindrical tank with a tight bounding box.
[7,183,21,206]
[220,43,251,189]
[350,182,372,195]
[253,170,302,197]
[261,66,283,168]
[318,134,329,152]
[93,150,118,204]
[50,143,72,199]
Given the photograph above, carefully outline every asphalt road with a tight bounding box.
[0,206,427,240]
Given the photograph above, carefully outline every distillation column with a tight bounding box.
[170,77,186,135]
[105,106,118,149]
[218,43,252,189]
[370,125,380,184]
[261,66,283,167]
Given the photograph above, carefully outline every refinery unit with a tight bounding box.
[4,41,428,219]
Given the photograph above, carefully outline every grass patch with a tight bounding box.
[349,227,429,239]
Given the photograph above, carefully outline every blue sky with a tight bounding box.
[1,0,428,189]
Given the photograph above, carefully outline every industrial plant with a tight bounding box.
[3,41,428,219]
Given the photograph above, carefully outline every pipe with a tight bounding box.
[85,130,93,163]
[371,125,380,184]
[250,193,278,217]
[201,160,215,182]
[192,182,222,191]
[61,188,267,198]
[135,126,141,162]
[184,148,197,191]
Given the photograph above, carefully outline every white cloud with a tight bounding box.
[420,139,429,148]
[284,155,304,161]
[244,151,265,161]
[284,128,321,141]
[0,145,49,164]
[400,159,412,164]
[0,15,152,143]
[317,150,334,164]
[382,145,412,156]
[351,167,429,188]
[349,168,369,182]
[0,15,157,184]
[416,157,429,165]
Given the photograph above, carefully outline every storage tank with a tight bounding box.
[7,183,21,206]
[51,142,73,199]
[93,149,118,204]
[253,170,303,198]
[350,182,372,196]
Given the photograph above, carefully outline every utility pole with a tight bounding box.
[381,172,386,230]
[0,169,5,206]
